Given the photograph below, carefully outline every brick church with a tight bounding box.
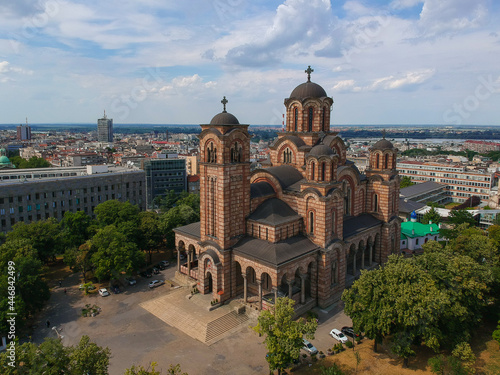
[174,67,401,312]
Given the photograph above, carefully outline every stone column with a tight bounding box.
[288,279,294,299]
[361,245,365,270]
[242,273,247,303]
[257,279,262,310]
[369,244,373,267]
[187,250,192,275]
[273,287,278,304]
[300,274,307,304]
[353,252,357,276]
[177,247,180,272]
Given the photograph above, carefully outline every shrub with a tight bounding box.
[345,340,353,348]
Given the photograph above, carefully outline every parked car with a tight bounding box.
[125,277,136,286]
[302,339,318,355]
[98,288,110,297]
[149,280,165,288]
[159,260,170,268]
[140,270,152,278]
[156,263,166,270]
[79,284,96,290]
[330,328,348,343]
[341,326,360,339]
[112,286,121,294]
[152,267,160,274]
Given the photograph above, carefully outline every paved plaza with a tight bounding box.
[30,265,352,375]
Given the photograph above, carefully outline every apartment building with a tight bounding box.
[0,165,145,233]
[398,161,494,203]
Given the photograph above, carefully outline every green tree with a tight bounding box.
[90,225,145,280]
[320,363,346,375]
[6,218,63,263]
[422,207,441,225]
[254,297,317,374]
[492,320,500,346]
[9,155,50,169]
[448,209,477,227]
[452,342,476,375]
[68,335,111,375]
[64,243,94,283]
[60,211,95,249]
[343,255,448,358]
[428,354,446,375]
[138,211,164,264]
[160,205,199,248]
[400,176,414,188]
[94,200,140,228]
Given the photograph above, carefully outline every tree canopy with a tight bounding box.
[255,297,317,374]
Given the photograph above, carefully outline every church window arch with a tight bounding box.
[384,153,389,169]
[206,142,217,163]
[283,147,293,164]
[376,153,380,169]
[230,141,242,163]
[321,162,326,181]
[294,107,298,131]
[311,161,315,180]
[308,107,313,131]
[331,260,338,285]
[373,193,379,212]
[343,181,351,216]
[309,211,314,234]
[331,210,336,235]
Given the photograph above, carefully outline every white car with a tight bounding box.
[330,328,348,343]
[149,280,165,288]
[98,288,110,297]
[302,339,318,355]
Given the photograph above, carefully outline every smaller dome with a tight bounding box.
[0,156,10,165]
[290,81,327,100]
[309,144,335,157]
[372,138,394,150]
[210,112,240,125]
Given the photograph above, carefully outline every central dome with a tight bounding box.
[210,112,240,125]
[0,156,10,165]
[309,144,335,157]
[289,81,327,100]
[372,138,394,150]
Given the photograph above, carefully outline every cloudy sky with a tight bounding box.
[0,0,499,126]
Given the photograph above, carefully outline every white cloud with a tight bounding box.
[0,60,33,82]
[390,0,423,10]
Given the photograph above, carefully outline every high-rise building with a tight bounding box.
[97,111,113,143]
[17,119,31,141]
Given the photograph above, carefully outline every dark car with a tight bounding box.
[341,326,360,339]
[159,260,170,268]
[156,263,166,270]
[140,270,152,278]
[112,286,121,294]
[151,267,160,275]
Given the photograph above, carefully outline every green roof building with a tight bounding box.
[400,217,440,252]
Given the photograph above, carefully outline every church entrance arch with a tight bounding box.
[205,272,213,293]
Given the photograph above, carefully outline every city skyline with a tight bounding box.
[1,0,499,126]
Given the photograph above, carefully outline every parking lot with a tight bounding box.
[31,263,352,375]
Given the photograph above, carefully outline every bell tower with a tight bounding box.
[199,97,251,249]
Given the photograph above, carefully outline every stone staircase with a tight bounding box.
[205,310,249,345]
[140,288,251,345]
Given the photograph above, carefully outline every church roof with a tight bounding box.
[289,81,327,100]
[233,235,319,266]
[263,165,304,190]
[209,112,240,125]
[309,144,335,157]
[343,214,382,239]
[248,198,300,225]
[250,181,275,199]
[401,221,440,238]
[0,156,10,165]
[371,138,394,150]
[173,221,201,239]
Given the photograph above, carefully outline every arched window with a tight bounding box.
[373,194,378,212]
[344,185,351,216]
[311,161,315,180]
[294,107,298,131]
[308,107,313,131]
[376,153,380,169]
[331,211,335,235]
[309,211,314,234]
[283,147,293,164]
[230,142,242,163]
[384,153,389,169]
[321,162,326,181]
[331,260,338,285]
[207,142,217,163]
[322,108,326,131]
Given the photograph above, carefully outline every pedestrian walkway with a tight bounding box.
[139,287,250,345]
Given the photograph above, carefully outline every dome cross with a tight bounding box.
[221,96,228,113]
[305,65,314,82]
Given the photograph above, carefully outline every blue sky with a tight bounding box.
[0,0,499,125]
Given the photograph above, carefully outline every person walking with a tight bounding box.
[59,280,62,287]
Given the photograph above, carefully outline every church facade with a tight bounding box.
[174,68,401,311]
